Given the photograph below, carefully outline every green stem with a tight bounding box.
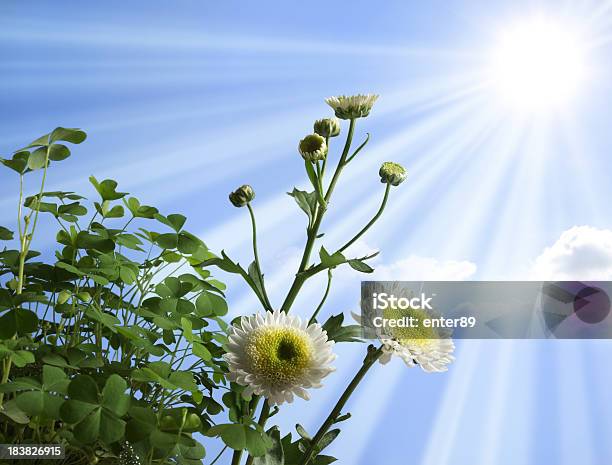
[322,119,355,203]
[25,145,51,253]
[298,346,384,465]
[1,150,51,408]
[247,203,272,311]
[16,175,23,243]
[309,269,332,325]
[337,182,391,254]
[244,399,271,465]
[321,136,329,176]
[280,119,356,313]
[243,120,357,463]
[345,132,370,164]
[231,449,244,465]
[242,120,361,463]
[209,446,228,465]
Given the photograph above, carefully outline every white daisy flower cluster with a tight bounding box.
[325,94,379,119]
[224,310,336,405]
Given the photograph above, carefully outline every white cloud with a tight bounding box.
[371,254,477,281]
[531,226,612,280]
[336,240,477,281]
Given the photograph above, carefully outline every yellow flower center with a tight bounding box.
[244,326,312,384]
[383,306,438,348]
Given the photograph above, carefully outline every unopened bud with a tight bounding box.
[379,162,407,186]
[298,134,327,163]
[229,184,255,207]
[314,118,341,138]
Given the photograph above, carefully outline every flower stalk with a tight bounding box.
[247,203,272,311]
[242,118,357,464]
[244,399,271,465]
[298,345,384,465]
[309,269,332,325]
[279,118,356,314]
[337,181,391,254]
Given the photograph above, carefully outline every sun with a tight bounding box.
[487,16,589,113]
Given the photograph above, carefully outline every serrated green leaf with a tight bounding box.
[288,188,318,227]
[347,259,374,273]
[322,313,363,343]
[319,246,346,268]
[254,427,284,465]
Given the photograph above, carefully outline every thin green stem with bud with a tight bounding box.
[345,132,370,164]
[309,269,332,325]
[242,120,357,465]
[280,118,356,314]
[247,203,272,311]
[337,181,391,254]
[243,115,390,465]
[209,446,228,465]
[298,345,384,465]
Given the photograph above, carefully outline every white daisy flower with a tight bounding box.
[325,94,379,119]
[224,310,336,405]
[353,303,455,373]
[378,336,455,373]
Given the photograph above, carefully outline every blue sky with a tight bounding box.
[2,1,612,463]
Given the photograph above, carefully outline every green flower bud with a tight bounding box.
[314,118,341,138]
[379,162,407,186]
[325,94,379,120]
[229,184,255,207]
[298,134,327,163]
